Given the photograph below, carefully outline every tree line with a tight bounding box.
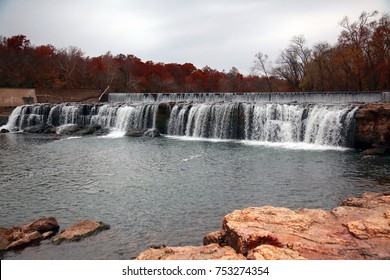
[254,11,390,92]
[0,36,287,92]
[0,11,388,93]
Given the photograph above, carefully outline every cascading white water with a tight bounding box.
[3,93,359,147]
[166,102,358,147]
[245,103,305,142]
[108,92,383,104]
[182,103,238,139]
[4,103,158,133]
[4,104,51,130]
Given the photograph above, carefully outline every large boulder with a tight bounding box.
[135,191,390,260]
[218,191,390,259]
[143,128,161,137]
[124,128,147,137]
[74,124,102,136]
[354,103,390,150]
[0,217,59,252]
[22,216,60,234]
[55,124,82,135]
[23,123,54,133]
[52,220,110,245]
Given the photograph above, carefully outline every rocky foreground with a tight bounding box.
[1,192,389,259]
[0,218,109,253]
[137,191,390,260]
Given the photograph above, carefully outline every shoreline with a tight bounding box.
[3,191,388,260]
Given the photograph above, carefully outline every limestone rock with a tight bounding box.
[143,128,161,137]
[124,128,147,137]
[74,124,102,136]
[221,206,314,255]
[219,192,390,259]
[340,191,390,209]
[136,243,246,260]
[354,103,390,149]
[247,245,307,260]
[6,231,42,250]
[22,216,60,234]
[203,230,227,246]
[24,123,54,133]
[56,124,82,135]
[0,217,59,252]
[135,191,390,260]
[52,220,110,245]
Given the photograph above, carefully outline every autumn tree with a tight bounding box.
[0,35,34,87]
[301,42,335,91]
[32,44,57,88]
[334,10,390,91]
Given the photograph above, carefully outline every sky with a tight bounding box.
[0,0,389,75]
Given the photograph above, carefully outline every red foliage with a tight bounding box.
[2,11,386,92]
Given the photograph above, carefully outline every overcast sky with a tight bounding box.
[1,0,389,74]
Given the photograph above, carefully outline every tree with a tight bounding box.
[273,35,311,91]
[302,42,334,91]
[338,10,386,90]
[252,52,273,91]
[32,44,57,88]
[57,46,84,88]
[0,35,33,87]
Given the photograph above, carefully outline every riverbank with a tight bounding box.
[136,191,390,260]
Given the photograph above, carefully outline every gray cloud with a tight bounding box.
[1,0,388,74]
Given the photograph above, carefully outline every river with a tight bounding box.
[1,131,389,259]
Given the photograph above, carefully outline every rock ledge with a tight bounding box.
[52,220,110,245]
[137,191,390,260]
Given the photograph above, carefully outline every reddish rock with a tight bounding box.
[247,245,307,260]
[6,231,42,250]
[52,220,110,245]
[219,192,390,259]
[354,103,390,150]
[135,191,390,260]
[22,217,59,234]
[136,243,246,260]
[0,217,59,252]
[203,230,227,246]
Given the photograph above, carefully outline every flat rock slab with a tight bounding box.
[135,191,390,260]
[52,220,110,245]
[220,191,390,259]
[136,243,246,260]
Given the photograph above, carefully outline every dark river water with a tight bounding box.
[0,133,389,259]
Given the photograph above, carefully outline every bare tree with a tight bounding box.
[252,52,273,91]
[58,46,84,88]
[273,35,311,91]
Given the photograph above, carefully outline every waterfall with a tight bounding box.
[165,102,358,147]
[108,92,383,104]
[4,103,158,133]
[3,92,361,147]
